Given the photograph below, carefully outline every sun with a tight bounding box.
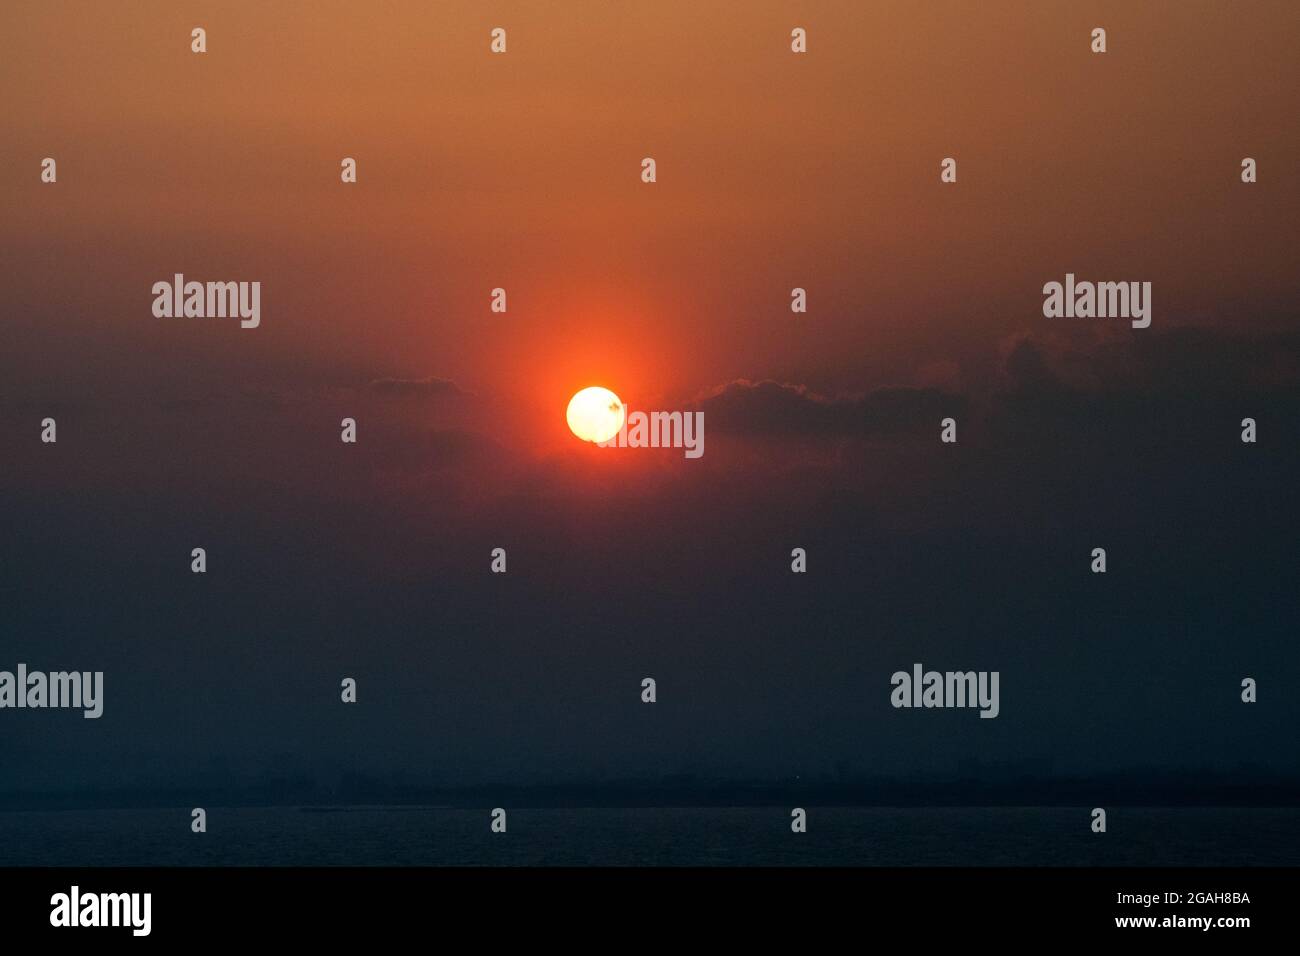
[567,386,625,443]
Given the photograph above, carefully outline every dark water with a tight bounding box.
[2,807,1298,866]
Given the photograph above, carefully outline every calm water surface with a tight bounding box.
[2,806,1297,866]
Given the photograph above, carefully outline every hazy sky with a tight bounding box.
[5,2,1296,411]
[1,1,1297,794]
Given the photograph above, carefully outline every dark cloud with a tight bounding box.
[366,376,467,399]
[1000,327,1300,399]
[990,328,1300,448]
[698,379,964,439]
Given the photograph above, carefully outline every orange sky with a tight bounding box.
[3,0,1297,451]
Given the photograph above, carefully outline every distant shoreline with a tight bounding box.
[4,803,1300,814]
[5,783,1300,814]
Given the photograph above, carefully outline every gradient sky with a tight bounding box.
[1,1,1297,795]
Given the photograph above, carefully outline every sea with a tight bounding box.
[1,806,1298,866]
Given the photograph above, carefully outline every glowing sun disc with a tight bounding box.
[567,386,625,443]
